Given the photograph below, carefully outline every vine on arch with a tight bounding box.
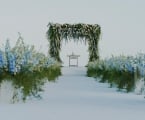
[46,23,101,62]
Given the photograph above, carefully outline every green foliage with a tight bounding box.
[87,58,142,92]
[0,64,61,102]
[46,23,101,62]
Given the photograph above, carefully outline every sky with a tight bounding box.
[0,0,145,66]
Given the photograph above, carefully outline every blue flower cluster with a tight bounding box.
[8,52,16,73]
[100,54,145,77]
[0,38,57,75]
[0,51,4,69]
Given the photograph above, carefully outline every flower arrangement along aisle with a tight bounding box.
[87,54,145,93]
[0,34,61,102]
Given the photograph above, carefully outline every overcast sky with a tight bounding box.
[0,0,145,66]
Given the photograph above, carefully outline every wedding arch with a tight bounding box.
[46,23,101,62]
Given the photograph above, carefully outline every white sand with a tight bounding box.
[0,67,145,120]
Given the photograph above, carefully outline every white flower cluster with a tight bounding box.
[0,35,56,75]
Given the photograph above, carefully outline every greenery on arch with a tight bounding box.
[46,23,101,62]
